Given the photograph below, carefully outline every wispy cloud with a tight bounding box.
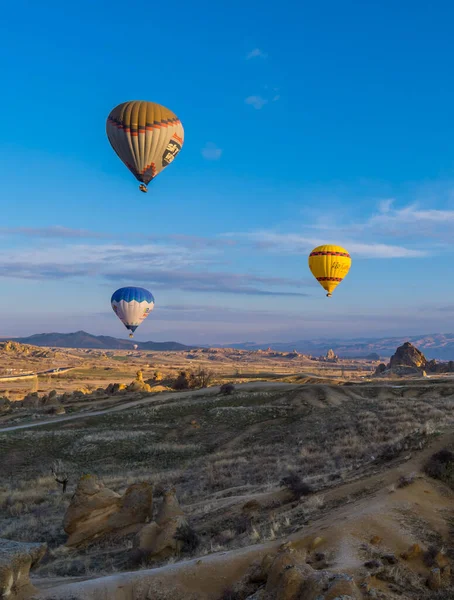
[245,96,268,110]
[223,231,426,258]
[246,48,267,60]
[201,142,222,161]
[0,242,309,296]
[308,199,454,243]
[105,270,309,297]
[368,201,454,228]
[0,226,110,239]
[0,228,236,249]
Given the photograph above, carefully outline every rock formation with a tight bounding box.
[325,348,338,362]
[316,349,339,363]
[375,342,430,376]
[105,382,127,395]
[237,542,362,600]
[133,487,187,561]
[374,342,454,377]
[64,474,153,547]
[0,538,47,599]
[390,341,427,369]
[127,371,152,393]
[375,341,454,376]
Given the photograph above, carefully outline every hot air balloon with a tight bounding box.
[308,245,351,297]
[106,101,184,193]
[111,287,155,338]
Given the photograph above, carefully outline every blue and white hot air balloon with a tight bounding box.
[111,287,155,338]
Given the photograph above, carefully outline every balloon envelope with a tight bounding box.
[308,245,351,297]
[106,101,184,189]
[111,287,155,334]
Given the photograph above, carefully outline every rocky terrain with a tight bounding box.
[2,340,454,598]
[0,340,377,405]
[1,375,454,598]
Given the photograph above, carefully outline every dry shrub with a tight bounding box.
[280,472,313,499]
[220,383,235,395]
[423,545,441,567]
[173,371,191,390]
[234,514,252,535]
[425,449,454,487]
[174,523,200,554]
[397,473,416,488]
[192,368,214,389]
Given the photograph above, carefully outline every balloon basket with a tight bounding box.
[139,184,148,193]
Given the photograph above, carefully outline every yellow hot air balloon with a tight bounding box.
[308,245,351,297]
[106,101,184,193]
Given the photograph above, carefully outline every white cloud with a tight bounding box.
[245,96,268,110]
[301,195,454,245]
[246,48,267,60]
[223,231,427,258]
[201,143,222,161]
[370,203,454,226]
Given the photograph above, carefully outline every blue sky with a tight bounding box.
[1,0,454,343]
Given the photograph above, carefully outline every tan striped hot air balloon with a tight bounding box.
[106,101,184,193]
[308,244,351,297]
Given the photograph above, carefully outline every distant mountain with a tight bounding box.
[4,330,454,360]
[215,334,454,360]
[0,331,194,351]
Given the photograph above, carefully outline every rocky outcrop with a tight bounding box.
[127,371,152,393]
[134,487,187,561]
[0,538,46,599]
[105,383,127,395]
[316,349,339,363]
[64,475,153,547]
[239,543,361,600]
[375,342,428,376]
[390,342,427,369]
[375,341,454,376]
[22,392,40,408]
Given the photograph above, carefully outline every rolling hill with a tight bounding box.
[0,331,194,351]
[2,331,454,360]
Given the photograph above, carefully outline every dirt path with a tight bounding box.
[0,382,300,433]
